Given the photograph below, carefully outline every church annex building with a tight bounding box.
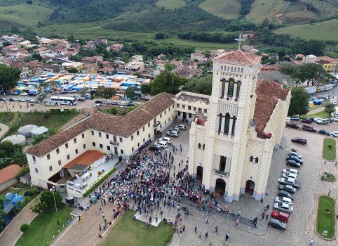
[25,50,291,201]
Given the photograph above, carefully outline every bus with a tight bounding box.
[50,96,77,105]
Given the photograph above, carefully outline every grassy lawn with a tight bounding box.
[5,111,78,136]
[0,112,15,125]
[277,19,338,42]
[16,205,73,246]
[157,0,186,10]
[317,196,335,239]
[323,138,336,161]
[199,0,240,19]
[102,210,175,246]
[301,110,328,119]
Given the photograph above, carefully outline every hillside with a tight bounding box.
[0,0,337,41]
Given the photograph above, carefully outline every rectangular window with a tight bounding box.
[148,122,150,127]
[148,134,150,138]
[75,149,78,154]
[178,111,181,116]
[188,106,191,110]
[121,149,124,154]
[99,144,103,149]
[49,165,53,172]
[67,154,70,160]
[74,138,77,143]
[131,135,134,140]
[92,142,96,147]
[107,146,110,151]
[47,154,51,160]
[164,109,166,114]
[160,113,162,118]
[35,168,38,173]
[132,147,134,151]
[82,133,85,139]
[120,137,123,142]
[56,148,60,154]
[113,136,117,142]
[138,143,140,147]
[143,138,145,142]
[194,107,196,111]
[83,144,86,149]
[58,160,61,166]
[99,132,102,137]
[182,105,185,109]
[33,156,36,162]
[137,131,139,136]
[143,126,145,131]
[189,113,192,118]
[177,104,180,108]
[91,130,94,136]
[65,143,69,149]
[204,109,207,113]
[106,134,109,139]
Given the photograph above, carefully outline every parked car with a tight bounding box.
[324,117,334,123]
[286,122,301,130]
[291,138,307,145]
[278,184,296,194]
[331,132,338,137]
[154,141,168,149]
[278,190,294,200]
[283,169,299,176]
[177,124,186,130]
[273,202,293,214]
[287,155,303,164]
[77,97,86,101]
[281,172,298,179]
[278,178,301,188]
[18,98,26,102]
[0,98,6,101]
[334,117,338,122]
[271,211,289,223]
[301,118,312,124]
[94,100,103,104]
[318,129,330,136]
[8,98,17,101]
[159,137,172,144]
[128,101,135,106]
[289,115,300,121]
[268,218,287,230]
[316,119,329,125]
[111,101,118,105]
[289,152,302,159]
[166,130,179,137]
[19,92,28,96]
[286,160,301,168]
[302,125,317,133]
[149,145,161,151]
[274,196,293,205]
[172,127,181,133]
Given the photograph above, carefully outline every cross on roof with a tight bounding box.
[235,34,246,51]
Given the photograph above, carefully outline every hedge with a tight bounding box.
[83,167,116,197]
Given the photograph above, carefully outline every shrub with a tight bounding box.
[20,224,29,232]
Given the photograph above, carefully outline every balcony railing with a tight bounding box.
[214,169,229,177]
[110,141,119,146]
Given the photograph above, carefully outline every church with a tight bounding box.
[176,50,291,201]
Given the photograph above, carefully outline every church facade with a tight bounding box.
[178,50,291,201]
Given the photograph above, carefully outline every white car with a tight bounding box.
[177,124,186,130]
[281,172,297,179]
[334,117,338,122]
[20,92,28,96]
[273,202,293,214]
[159,137,172,144]
[331,132,338,137]
[154,141,168,149]
[274,196,292,205]
[282,169,299,176]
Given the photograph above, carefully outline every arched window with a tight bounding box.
[221,79,225,98]
[198,143,201,149]
[224,113,231,134]
[231,116,237,136]
[203,144,205,150]
[227,78,234,97]
[241,68,243,73]
[218,113,222,133]
[236,82,241,99]
[221,65,223,70]
[231,66,233,72]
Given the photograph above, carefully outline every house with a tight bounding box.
[191,52,207,62]
[0,164,21,192]
[242,30,255,40]
[305,54,317,64]
[125,61,144,73]
[316,56,338,73]
[25,93,176,195]
[111,43,124,51]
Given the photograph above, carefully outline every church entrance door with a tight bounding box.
[215,179,226,196]
[196,166,203,181]
[245,180,255,196]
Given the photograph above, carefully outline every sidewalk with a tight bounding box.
[0,123,9,140]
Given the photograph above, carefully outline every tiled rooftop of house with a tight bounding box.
[254,80,289,139]
[213,50,261,67]
[0,164,21,184]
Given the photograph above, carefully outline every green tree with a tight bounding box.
[140,83,151,95]
[20,224,29,233]
[67,67,78,73]
[184,75,213,95]
[126,86,139,100]
[288,87,309,116]
[325,103,335,117]
[96,87,116,100]
[12,150,27,167]
[78,88,87,97]
[150,63,187,95]
[0,65,21,92]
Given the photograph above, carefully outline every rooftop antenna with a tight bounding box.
[235,34,245,51]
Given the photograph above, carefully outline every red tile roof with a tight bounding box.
[0,164,21,184]
[254,80,289,139]
[25,92,175,157]
[213,50,261,66]
[63,150,105,169]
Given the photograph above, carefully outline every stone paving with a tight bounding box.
[22,121,338,246]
